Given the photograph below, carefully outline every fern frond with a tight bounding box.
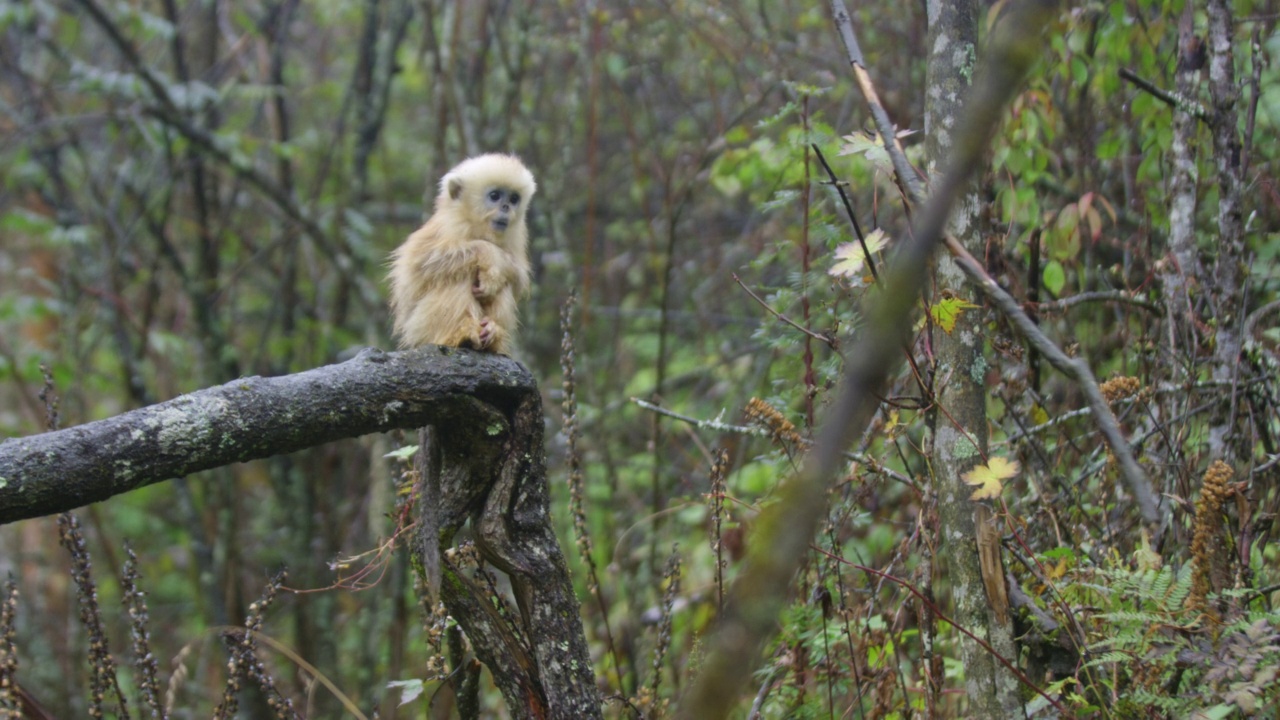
[1097,610,1163,627]
[1084,650,1136,668]
[1164,565,1193,609]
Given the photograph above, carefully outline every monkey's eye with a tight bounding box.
[488,190,502,202]
[509,194,520,205]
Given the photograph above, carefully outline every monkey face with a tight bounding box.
[482,187,523,234]
[439,153,535,244]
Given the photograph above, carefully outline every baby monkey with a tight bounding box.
[388,154,535,355]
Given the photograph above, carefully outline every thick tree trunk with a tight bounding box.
[925,1,1021,717]
[412,389,602,719]
[1204,0,1246,463]
[1162,3,1206,363]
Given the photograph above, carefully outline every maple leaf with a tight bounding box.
[929,297,980,334]
[961,456,1020,501]
[838,131,891,169]
[828,229,888,279]
[838,129,917,173]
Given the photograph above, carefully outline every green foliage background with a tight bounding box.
[1,0,1279,717]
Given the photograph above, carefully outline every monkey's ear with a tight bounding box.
[446,175,465,201]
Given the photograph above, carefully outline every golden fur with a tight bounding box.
[388,154,535,355]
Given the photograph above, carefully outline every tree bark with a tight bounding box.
[924,2,1021,717]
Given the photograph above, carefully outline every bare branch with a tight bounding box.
[1036,290,1161,314]
[732,273,838,349]
[828,2,926,204]
[630,397,916,487]
[1118,67,1210,119]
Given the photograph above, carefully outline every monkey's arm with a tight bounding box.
[472,244,529,301]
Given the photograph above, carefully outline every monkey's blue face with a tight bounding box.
[483,187,522,234]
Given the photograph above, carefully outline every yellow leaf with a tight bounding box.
[839,129,919,169]
[884,409,901,436]
[828,244,866,279]
[828,229,888,279]
[961,456,1020,501]
[929,297,980,334]
[1133,529,1162,572]
[838,131,892,171]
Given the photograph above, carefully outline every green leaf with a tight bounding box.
[838,131,893,173]
[1043,260,1066,296]
[1041,546,1078,562]
[1049,204,1082,260]
[1195,704,1236,720]
[1071,57,1089,85]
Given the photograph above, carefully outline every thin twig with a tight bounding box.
[811,546,1069,716]
[998,378,1256,446]
[631,398,916,488]
[1118,67,1209,119]
[1035,290,1161,314]
[732,273,839,349]
[1244,298,1280,339]
[69,0,381,314]
[811,143,878,283]
[560,294,627,695]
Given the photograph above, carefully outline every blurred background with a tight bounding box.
[1,0,1278,717]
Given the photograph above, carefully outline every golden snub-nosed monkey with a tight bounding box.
[388,154,535,355]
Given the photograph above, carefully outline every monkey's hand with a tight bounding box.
[476,316,494,348]
[457,316,493,351]
[471,246,516,300]
[474,315,510,352]
[472,266,501,300]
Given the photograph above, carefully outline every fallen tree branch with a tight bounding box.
[0,346,529,525]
